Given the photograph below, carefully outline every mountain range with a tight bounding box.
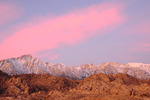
[1,54,150,99]
[0,54,150,79]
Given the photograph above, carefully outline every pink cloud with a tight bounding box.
[0,3,21,26]
[0,2,125,60]
[127,20,150,52]
[35,51,59,60]
[135,20,150,34]
[130,43,150,52]
[49,54,60,60]
[130,48,150,52]
[126,20,150,35]
[143,44,150,47]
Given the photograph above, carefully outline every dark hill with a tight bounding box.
[1,71,150,99]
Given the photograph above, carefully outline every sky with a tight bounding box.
[0,0,150,66]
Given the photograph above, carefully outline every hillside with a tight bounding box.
[0,71,150,100]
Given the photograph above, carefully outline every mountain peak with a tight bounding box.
[17,54,32,60]
[22,54,32,58]
[89,63,93,68]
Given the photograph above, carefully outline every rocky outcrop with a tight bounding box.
[1,71,150,99]
[0,71,78,97]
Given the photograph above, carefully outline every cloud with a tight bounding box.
[126,20,150,35]
[127,20,150,52]
[130,47,150,52]
[49,54,60,60]
[129,43,150,52]
[137,21,150,34]
[0,2,125,60]
[0,2,21,26]
[143,44,150,47]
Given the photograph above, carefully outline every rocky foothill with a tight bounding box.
[0,70,150,100]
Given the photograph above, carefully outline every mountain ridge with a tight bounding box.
[0,54,150,79]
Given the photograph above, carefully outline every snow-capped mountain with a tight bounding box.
[0,54,150,79]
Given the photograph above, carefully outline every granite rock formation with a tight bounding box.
[0,54,150,80]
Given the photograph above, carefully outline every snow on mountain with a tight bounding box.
[0,55,150,79]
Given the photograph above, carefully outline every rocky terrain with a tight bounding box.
[0,54,150,79]
[1,71,150,100]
